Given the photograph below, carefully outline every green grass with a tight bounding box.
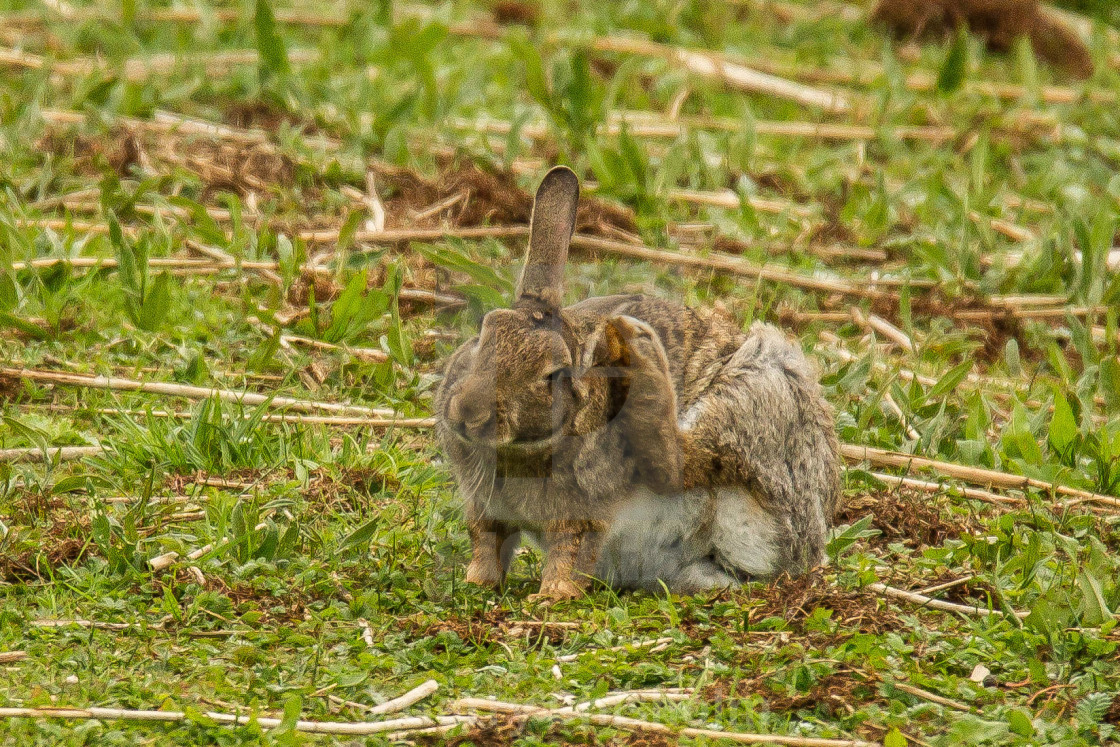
[2,0,1120,744]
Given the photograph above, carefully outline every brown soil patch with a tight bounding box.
[38,126,298,197]
[175,138,297,199]
[1106,693,1120,726]
[0,372,23,401]
[762,668,879,716]
[0,491,91,581]
[175,570,313,625]
[404,609,574,650]
[371,158,638,238]
[702,667,882,719]
[492,0,540,26]
[836,488,976,550]
[303,466,402,513]
[867,292,1033,364]
[424,715,676,747]
[675,570,902,640]
[872,0,1093,78]
[224,99,321,136]
[744,570,902,634]
[38,126,144,178]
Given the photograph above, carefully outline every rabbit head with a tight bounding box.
[440,166,613,452]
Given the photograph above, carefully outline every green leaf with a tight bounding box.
[883,728,908,747]
[0,311,50,340]
[111,214,140,295]
[385,301,413,365]
[928,360,973,400]
[280,694,302,730]
[1004,338,1021,377]
[339,517,379,553]
[1077,569,1112,626]
[1006,709,1035,737]
[254,0,290,83]
[826,514,879,560]
[1047,390,1078,456]
[0,272,18,311]
[2,415,50,453]
[1101,356,1120,411]
[137,271,172,332]
[510,32,551,114]
[335,209,365,255]
[936,26,969,94]
[248,330,282,372]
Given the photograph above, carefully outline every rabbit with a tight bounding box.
[435,165,840,600]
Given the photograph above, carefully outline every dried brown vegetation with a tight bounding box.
[836,488,978,550]
[763,668,879,716]
[872,0,1094,78]
[491,0,540,26]
[1106,693,1120,725]
[426,715,677,747]
[0,491,90,582]
[405,608,573,650]
[744,569,903,634]
[372,158,638,237]
[38,126,299,196]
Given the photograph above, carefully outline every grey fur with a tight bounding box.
[435,172,840,596]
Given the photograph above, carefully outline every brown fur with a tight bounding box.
[436,168,841,599]
[872,0,1094,79]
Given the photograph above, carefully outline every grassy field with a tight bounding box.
[2,0,1120,744]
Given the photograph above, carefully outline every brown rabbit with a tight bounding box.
[436,166,840,600]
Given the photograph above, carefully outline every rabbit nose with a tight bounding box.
[464,411,497,441]
[450,394,497,441]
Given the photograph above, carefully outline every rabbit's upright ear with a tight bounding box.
[516,165,579,310]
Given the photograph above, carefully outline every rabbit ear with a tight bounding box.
[515,165,579,310]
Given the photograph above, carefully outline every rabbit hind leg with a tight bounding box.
[673,556,742,593]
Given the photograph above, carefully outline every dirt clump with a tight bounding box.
[224,99,320,136]
[744,569,902,634]
[671,570,902,642]
[38,125,299,196]
[178,139,296,198]
[406,608,575,651]
[37,126,144,177]
[1106,693,1120,725]
[836,488,976,550]
[763,669,879,716]
[424,715,676,747]
[0,491,91,582]
[371,158,638,238]
[491,0,540,26]
[872,0,1093,78]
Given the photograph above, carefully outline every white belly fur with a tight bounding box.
[595,487,779,591]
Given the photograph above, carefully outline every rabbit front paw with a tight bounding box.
[609,316,671,384]
[528,577,586,602]
[609,316,683,491]
[465,557,504,588]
